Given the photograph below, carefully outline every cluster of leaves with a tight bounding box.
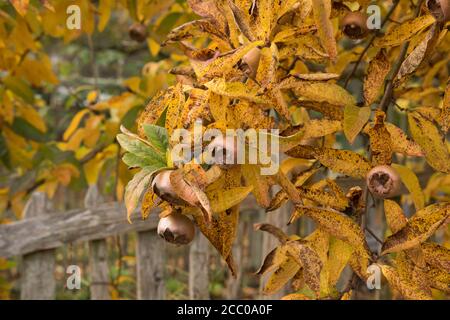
[120,0,450,299]
[0,0,197,219]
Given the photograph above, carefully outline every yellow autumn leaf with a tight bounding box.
[313,148,372,178]
[383,199,408,234]
[364,49,390,105]
[278,77,356,107]
[11,0,29,16]
[97,0,113,32]
[379,264,432,300]
[312,0,337,61]
[207,186,253,213]
[343,105,371,144]
[241,165,271,208]
[374,15,436,47]
[408,111,450,173]
[204,78,268,104]
[381,202,450,255]
[392,164,425,210]
[327,237,354,287]
[198,41,264,79]
[292,206,370,257]
[281,293,311,300]
[384,123,423,157]
[263,257,300,294]
[421,242,450,272]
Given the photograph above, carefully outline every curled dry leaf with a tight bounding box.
[254,223,289,244]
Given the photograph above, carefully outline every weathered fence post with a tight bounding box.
[189,230,210,299]
[85,185,110,300]
[136,228,166,299]
[20,192,55,300]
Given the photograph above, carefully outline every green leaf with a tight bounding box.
[143,124,169,154]
[122,153,160,169]
[117,133,166,167]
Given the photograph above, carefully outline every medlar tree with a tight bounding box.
[118,0,450,300]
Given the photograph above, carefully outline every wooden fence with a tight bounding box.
[0,184,289,300]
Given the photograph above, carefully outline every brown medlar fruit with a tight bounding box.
[366,165,401,198]
[242,47,261,79]
[157,211,195,245]
[152,169,200,206]
[426,0,450,22]
[128,23,147,42]
[341,12,370,39]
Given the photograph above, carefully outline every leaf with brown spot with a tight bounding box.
[408,111,450,173]
[384,199,408,234]
[367,110,392,166]
[313,148,372,178]
[374,15,436,47]
[379,264,432,300]
[384,123,424,157]
[198,41,264,79]
[421,242,450,273]
[381,202,450,255]
[292,206,370,258]
[286,241,323,296]
[278,77,356,107]
[312,0,337,62]
[364,50,390,105]
[281,293,311,300]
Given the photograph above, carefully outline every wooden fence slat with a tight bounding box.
[85,185,110,300]
[20,192,55,300]
[136,230,166,299]
[189,231,210,300]
[0,203,159,258]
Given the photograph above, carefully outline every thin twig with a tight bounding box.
[378,0,425,112]
[343,0,401,88]
[365,227,384,244]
